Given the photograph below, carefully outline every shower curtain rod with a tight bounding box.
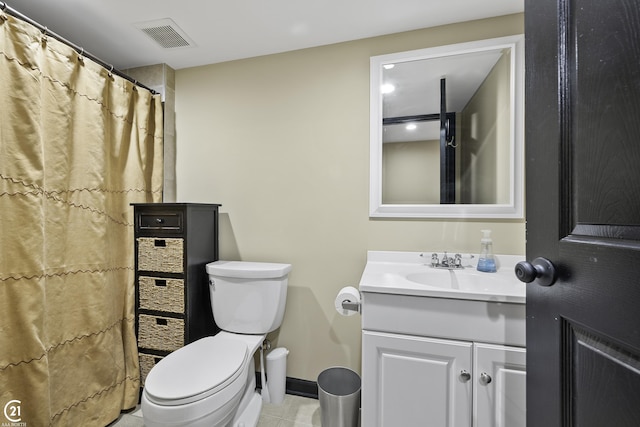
[0,2,156,94]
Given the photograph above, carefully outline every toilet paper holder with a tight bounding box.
[335,286,361,316]
[341,299,360,312]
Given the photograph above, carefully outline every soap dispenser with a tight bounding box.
[477,229,497,272]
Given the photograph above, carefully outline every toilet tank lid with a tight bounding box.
[206,260,292,279]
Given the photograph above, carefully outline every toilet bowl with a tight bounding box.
[141,260,291,427]
[142,332,264,426]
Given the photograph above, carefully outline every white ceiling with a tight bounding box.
[383,49,504,116]
[383,48,504,142]
[6,0,523,70]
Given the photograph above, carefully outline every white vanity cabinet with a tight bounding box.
[363,331,473,427]
[360,291,526,427]
[474,343,526,427]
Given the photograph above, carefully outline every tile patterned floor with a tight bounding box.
[258,394,321,427]
[110,394,320,427]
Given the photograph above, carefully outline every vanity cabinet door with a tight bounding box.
[362,331,472,427]
[473,343,526,427]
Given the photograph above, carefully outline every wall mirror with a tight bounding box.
[369,35,524,218]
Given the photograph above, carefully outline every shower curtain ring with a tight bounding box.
[78,47,85,63]
[108,65,114,78]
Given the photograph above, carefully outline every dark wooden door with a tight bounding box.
[525,0,640,426]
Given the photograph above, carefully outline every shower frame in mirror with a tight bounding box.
[369,35,524,219]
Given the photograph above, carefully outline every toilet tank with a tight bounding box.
[205,261,292,334]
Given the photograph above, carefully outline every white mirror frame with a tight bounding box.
[369,35,524,219]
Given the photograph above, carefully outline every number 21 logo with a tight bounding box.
[3,400,22,422]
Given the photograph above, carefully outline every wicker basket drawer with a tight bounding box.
[139,276,185,313]
[138,314,184,352]
[137,237,184,273]
[139,352,164,385]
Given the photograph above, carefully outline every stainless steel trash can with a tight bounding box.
[317,367,361,427]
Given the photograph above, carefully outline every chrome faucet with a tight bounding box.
[423,252,465,269]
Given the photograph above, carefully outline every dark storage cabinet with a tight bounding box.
[132,203,220,385]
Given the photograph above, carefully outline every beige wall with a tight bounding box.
[174,13,525,382]
[461,49,512,204]
[382,139,440,204]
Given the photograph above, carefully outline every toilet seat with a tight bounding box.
[144,334,249,406]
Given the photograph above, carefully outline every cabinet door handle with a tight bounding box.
[480,372,492,385]
[460,370,471,382]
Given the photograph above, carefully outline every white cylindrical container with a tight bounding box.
[266,347,289,404]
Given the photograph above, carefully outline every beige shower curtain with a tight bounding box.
[0,10,163,427]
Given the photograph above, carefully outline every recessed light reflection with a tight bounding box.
[406,123,417,131]
[381,83,395,94]
[383,64,395,70]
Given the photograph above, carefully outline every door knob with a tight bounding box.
[460,370,471,382]
[480,372,492,385]
[515,257,557,286]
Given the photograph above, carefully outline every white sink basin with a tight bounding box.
[359,251,525,303]
[407,269,521,290]
[405,271,452,288]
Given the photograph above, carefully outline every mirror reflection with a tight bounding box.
[370,35,524,218]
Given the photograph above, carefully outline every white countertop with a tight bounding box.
[358,251,526,304]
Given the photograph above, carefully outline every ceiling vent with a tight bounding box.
[135,18,195,49]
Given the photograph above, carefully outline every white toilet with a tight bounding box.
[141,260,292,427]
